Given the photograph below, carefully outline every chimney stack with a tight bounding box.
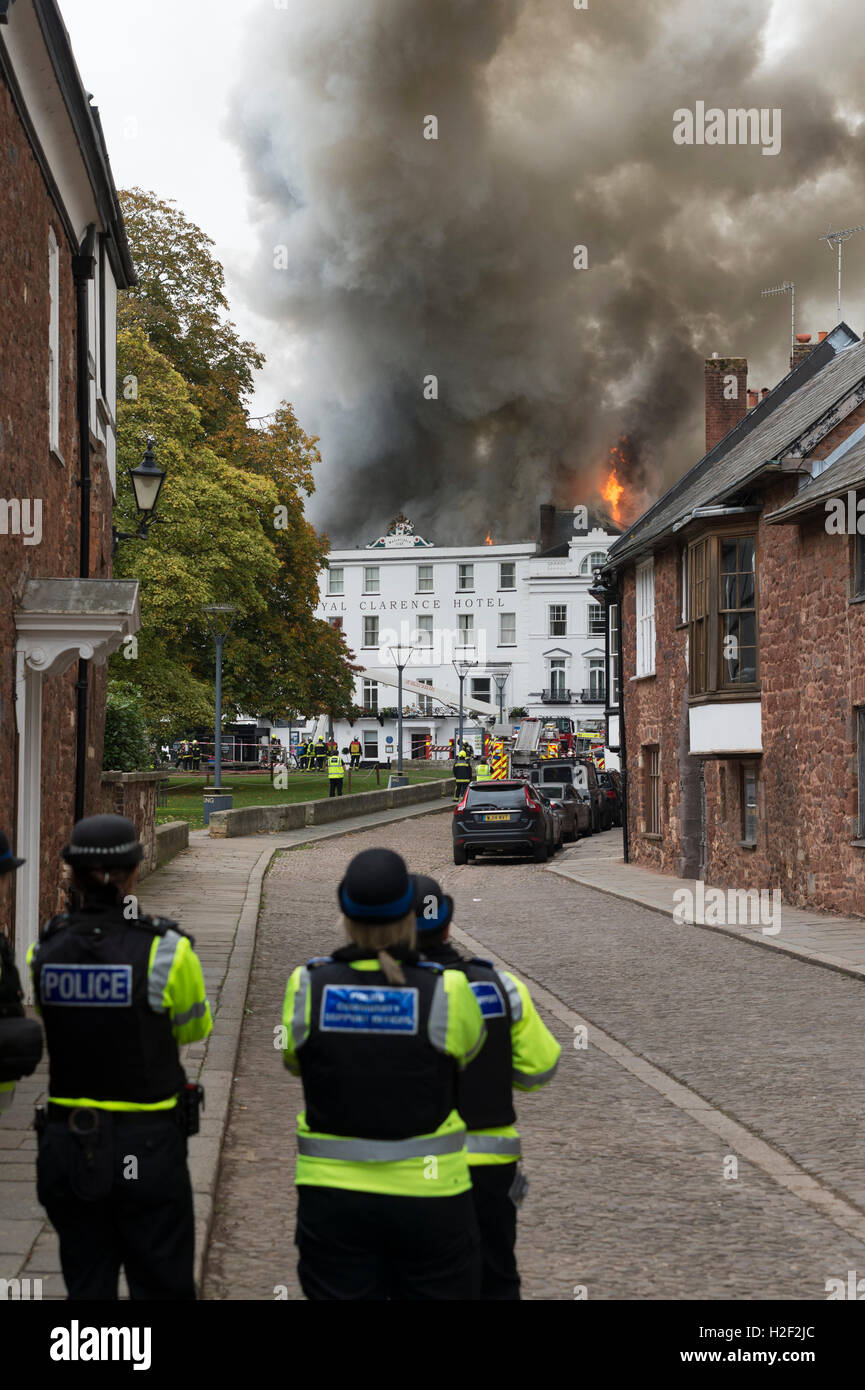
[747,389,759,410]
[705,356,748,452]
[791,332,814,369]
[538,503,555,552]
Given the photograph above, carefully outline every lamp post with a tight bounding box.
[388,644,415,776]
[452,652,477,755]
[112,437,166,555]
[492,668,510,724]
[203,605,237,790]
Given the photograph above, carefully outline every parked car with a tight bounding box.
[533,757,613,832]
[538,782,592,841]
[536,789,565,852]
[452,780,557,864]
[597,770,623,827]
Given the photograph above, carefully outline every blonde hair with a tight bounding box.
[342,911,417,984]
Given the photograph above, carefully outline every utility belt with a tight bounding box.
[36,1083,204,1138]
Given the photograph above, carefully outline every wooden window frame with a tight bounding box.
[643,744,660,836]
[740,762,759,845]
[687,527,759,702]
[636,560,655,677]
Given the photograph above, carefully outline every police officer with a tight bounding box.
[348,736,362,769]
[475,755,493,781]
[414,875,561,1299]
[453,750,472,802]
[281,848,486,1300]
[28,815,213,1299]
[0,831,42,1113]
[327,750,345,797]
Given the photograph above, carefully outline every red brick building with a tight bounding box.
[602,324,865,916]
[0,0,138,978]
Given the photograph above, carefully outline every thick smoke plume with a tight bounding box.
[231,0,865,545]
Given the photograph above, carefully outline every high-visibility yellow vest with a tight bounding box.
[475,763,492,779]
[327,756,344,780]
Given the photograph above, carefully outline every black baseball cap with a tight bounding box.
[0,830,25,876]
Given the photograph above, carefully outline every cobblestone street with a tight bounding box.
[203,811,865,1301]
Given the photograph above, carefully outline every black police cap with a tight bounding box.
[413,874,454,935]
[62,815,144,869]
[337,848,414,925]
[0,829,25,876]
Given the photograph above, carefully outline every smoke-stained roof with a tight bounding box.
[607,325,864,567]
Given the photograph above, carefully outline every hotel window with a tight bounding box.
[549,660,567,699]
[499,612,516,646]
[741,764,758,845]
[588,658,605,702]
[363,729,379,759]
[458,564,474,591]
[362,679,378,713]
[471,677,491,703]
[688,533,758,697]
[417,564,434,592]
[580,551,607,575]
[362,615,379,648]
[587,602,605,635]
[499,561,516,590]
[609,603,620,704]
[457,613,474,643]
[415,615,434,647]
[328,566,344,596]
[636,559,655,677]
[643,745,660,835]
[363,566,380,594]
[549,604,567,637]
[417,680,433,715]
[48,227,60,454]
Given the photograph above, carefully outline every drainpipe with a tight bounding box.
[73,226,96,823]
[617,567,629,864]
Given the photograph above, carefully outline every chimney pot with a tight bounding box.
[818,330,828,341]
[748,389,759,409]
[796,333,812,343]
[760,387,769,399]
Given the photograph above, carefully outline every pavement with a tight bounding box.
[5,808,865,1299]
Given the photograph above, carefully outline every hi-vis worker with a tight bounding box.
[281,848,486,1300]
[327,752,345,798]
[414,875,561,1300]
[0,831,42,1113]
[348,737,362,769]
[28,815,212,1300]
[453,751,472,802]
[315,736,327,770]
[475,756,493,780]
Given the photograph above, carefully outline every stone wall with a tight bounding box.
[101,773,163,876]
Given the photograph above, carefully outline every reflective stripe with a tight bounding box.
[297,1130,465,1161]
[427,975,448,1053]
[463,1028,485,1065]
[172,999,208,1028]
[292,966,311,1051]
[513,1059,559,1087]
[47,1095,178,1111]
[465,1134,522,1155]
[498,970,522,1022]
[147,931,182,1011]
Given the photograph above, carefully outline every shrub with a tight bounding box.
[103,684,152,771]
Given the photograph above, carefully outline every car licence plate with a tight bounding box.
[482,813,512,822]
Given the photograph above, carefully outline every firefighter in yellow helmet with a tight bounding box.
[414,875,561,1300]
[281,848,486,1299]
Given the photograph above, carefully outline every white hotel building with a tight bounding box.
[314,509,620,762]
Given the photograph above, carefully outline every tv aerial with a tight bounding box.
[817,224,865,322]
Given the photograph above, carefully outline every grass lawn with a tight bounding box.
[155,767,450,830]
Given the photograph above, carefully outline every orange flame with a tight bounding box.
[484,532,494,545]
[601,467,625,523]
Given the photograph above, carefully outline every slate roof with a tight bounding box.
[607,324,863,568]
[764,429,865,524]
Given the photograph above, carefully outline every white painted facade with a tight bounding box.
[310,520,616,762]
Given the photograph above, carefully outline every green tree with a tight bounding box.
[103,682,152,771]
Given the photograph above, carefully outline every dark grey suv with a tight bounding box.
[452,781,557,864]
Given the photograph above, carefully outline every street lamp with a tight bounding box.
[452,651,477,755]
[203,604,237,790]
[113,437,166,555]
[388,643,415,776]
[492,668,510,724]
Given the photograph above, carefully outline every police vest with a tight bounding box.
[32,906,188,1104]
[420,946,515,1129]
[299,948,456,1140]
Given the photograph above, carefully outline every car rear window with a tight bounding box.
[465,786,528,809]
